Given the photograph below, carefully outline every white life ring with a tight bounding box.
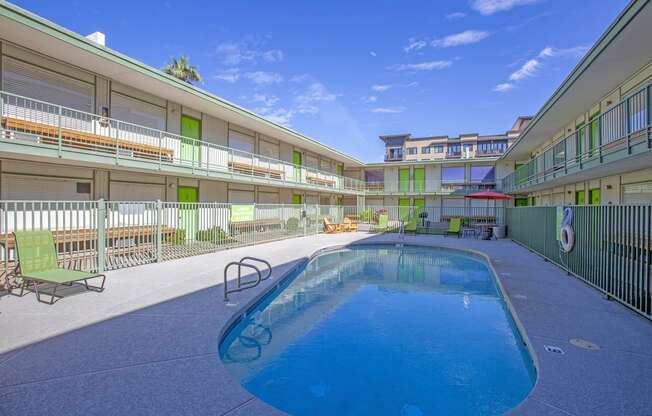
[560,224,575,253]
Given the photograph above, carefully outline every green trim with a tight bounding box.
[0,1,363,166]
[503,0,651,159]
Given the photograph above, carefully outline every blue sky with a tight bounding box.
[14,0,628,162]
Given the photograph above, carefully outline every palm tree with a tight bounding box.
[163,56,202,84]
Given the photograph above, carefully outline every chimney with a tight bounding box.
[85,32,106,47]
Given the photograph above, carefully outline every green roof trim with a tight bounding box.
[502,0,650,160]
[0,1,363,165]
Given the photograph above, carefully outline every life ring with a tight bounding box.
[560,224,575,253]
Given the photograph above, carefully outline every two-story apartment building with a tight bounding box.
[364,117,530,211]
[501,0,652,206]
[0,2,366,208]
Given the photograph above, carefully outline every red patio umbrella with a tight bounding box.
[465,190,513,223]
[464,190,513,200]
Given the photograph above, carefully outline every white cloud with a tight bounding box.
[250,93,279,107]
[257,107,293,126]
[216,39,284,66]
[493,83,515,92]
[509,59,540,81]
[432,30,490,48]
[261,49,284,63]
[446,12,466,19]
[213,68,240,83]
[370,51,377,57]
[470,0,539,15]
[538,46,588,59]
[389,61,452,71]
[243,71,283,85]
[493,44,585,92]
[404,38,428,53]
[362,95,378,103]
[296,82,337,114]
[371,107,404,114]
[372,84,392,92]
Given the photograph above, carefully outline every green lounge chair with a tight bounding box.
[13,230,106,304]
[445,218,461,238]
[404,217,417,234]
[373,214,389,233]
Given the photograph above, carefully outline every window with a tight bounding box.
[470,166,495,183]
[407,147,418,155]
[432,145,444,153]
[447,144,461,155]
[478,140,508,154]
[463,144,473,151]
[387,147,403,160]
[111,92,166,130]
[442,166,465,183]
[421,146,431,154]
[229,130,255,153]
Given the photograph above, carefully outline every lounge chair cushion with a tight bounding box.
[20,269,99,284]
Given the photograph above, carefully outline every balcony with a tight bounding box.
[384,149,404,162]
[476,148,506,157]
[446,151,462,159]
[502,82,652,193]
[364,179,495,195]
[0,91,365,194]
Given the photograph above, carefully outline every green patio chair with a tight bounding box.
[404,217,417,234]
[373,214,389,233]
[445,218,461,238]
[13,230,106,304]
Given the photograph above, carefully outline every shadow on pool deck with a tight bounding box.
[1,232,652,415]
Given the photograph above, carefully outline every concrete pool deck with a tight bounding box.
[1,232,651,415]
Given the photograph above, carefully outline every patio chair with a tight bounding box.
[13,230,106,304]
[372,214,389,233]
[404,217,417,234]
[343,217,358,232]
[323,217,343,233]
[445,218,461,238]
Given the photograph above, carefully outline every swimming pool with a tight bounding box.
[220,245,536,415]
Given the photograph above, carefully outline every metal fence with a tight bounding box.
[0,200,353,290]
[506,205,652,320]
[0,91,365,193]
[0,201,505,290]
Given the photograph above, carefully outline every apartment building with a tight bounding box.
[365,117,530,210]
[501,0,652,206]
[0,2,366,208]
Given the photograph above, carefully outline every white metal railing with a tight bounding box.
[0,91,365,193]
[503,82,652,192]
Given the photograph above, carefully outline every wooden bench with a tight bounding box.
[229,218,284,235]
[441,215,497,223]
[0,226,177,253]
[228,161,284,179]
[306,175,336,187]
[2,117,174,161]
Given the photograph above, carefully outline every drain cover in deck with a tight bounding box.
[544,345,564,354]
[570,338,600,351]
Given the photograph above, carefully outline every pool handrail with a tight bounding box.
[223,256,272,301]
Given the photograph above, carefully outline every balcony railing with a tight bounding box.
[502,82,652,193]
[384,152,404,162]
[476,148,506,157]
[364,180,495,194]
[0,91,365,193]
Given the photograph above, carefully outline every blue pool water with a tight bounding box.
[220,245,535,415]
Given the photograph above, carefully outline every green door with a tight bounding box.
[292,194,302,204]
[293,151,302,182]
[413,168,425,193]
[514,198,528,207]
[399,168,410,193]
[178,186,198,243]
[337,163,344,177]
[575,190,586,205]
[576,124,585,162]
[399,198,410,220]
[589,189,601,205]
[181,115,201,166]
[589,117,600,158]
[413,199,425,218]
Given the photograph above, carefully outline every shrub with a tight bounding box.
[196,226,228,242]
[359,209,375,223]
[286,217,300,232]
[166,228,186,245]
